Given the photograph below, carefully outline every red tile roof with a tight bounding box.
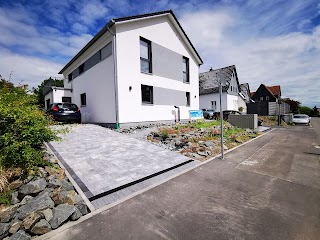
[250,92,255,97]
[267,85,281,96]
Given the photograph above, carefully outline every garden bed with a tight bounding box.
[147,120,261,161]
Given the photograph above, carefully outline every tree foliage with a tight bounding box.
[283,98,300,114]
[0,77,58,170]
[298,106,312,116]
[33,77,64,108]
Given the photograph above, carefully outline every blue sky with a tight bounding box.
[0,0,319,107]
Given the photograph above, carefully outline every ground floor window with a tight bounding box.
[141,85,153,104]
[62,97,72,103]
[186,92,190,106]
[80,93,86,106]
[46,99,50,110]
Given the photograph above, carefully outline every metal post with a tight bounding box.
[218,72,224,160]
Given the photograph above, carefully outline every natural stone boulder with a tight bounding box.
[8,230,31,240]
[39,209,53,222]
[204,141,215,147]
[11,192,19,205]
[30,219,51,235]
[19,196,33,206]
[0,206,18,223]
[61,179,74,191]
[51,189,67,205]
[38,168,48,178]
[21,212,41,230]
[0,223,10,239]
[8,221,21,234]
[19,178,47,196]
[223,144,229,150]
[70,208,82,221]
[49,204,76,229]
[75,203,88,215]
[17,192,54,220]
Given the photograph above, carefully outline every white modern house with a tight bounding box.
[44,10,203,127]
[199,65,240,111]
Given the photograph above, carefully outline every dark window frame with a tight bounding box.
[140,37,152,74]
[80,93,86,106]
[186,92,190,106]
[141,85,153,104]
[183,56,189,83]
[79,63,85,75]
[62,97,72,103]
[68,73,73,82]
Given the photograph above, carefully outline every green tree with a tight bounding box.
[283,98,300,114]
[33,77,64,108]
[299,106,312,116]
[312,106,319,117]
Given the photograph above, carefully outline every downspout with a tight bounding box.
[107,21,119,129]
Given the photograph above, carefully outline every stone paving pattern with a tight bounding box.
[50,124,192,198]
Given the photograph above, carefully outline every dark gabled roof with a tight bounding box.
[251,84,281,99]
[59,10,203,74]
[199,65,237,95]
[239,83,251,102]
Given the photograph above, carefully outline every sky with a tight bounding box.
[0,0,319,107]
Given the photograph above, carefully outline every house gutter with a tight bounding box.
[107,21,120,129]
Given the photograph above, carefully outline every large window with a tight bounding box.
[80,93,86,106]
[141,85,153,104]
[140,38,152,73]
[183,56,189,83]
[186,92,190,106]
[100,43,112,60]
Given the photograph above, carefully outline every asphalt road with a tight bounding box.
[43,118,320,240]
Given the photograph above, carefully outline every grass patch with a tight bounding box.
[0,190,12,205]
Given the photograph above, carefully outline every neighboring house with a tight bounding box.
[238,83,251,113]
[44,10,203,127]
[199,65,240,111]
[251,84,281,102]
[248,84,289,115]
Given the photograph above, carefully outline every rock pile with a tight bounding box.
[0,165,89,239]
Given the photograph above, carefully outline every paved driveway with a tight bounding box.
[49,124,195,206]
[44,119,320,240]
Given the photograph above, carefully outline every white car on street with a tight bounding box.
[292,114,311,125]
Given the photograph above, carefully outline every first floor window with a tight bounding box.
[80,93,86,106]
[266,96,269,101]
[186,92,190,106]
[79,63,84,74]
[140,37,152,73]
[141,85,153,104]
[183,56,189,83]
[68,73,73,82]
[260,96,263,101]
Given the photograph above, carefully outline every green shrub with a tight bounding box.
[0,190,12,205]
[0,79,58,170]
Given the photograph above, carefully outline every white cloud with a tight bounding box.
[0,48,63,88]
[180,8,320,107]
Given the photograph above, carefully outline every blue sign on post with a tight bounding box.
[189,110,204,120]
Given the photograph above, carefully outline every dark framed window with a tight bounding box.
[79,63,84,74]
[100,43,112,60]
[141,85,153,104]
[183,56,189,83]
[80,93,86,106]
[46,99,50,110]
[62,97,72,103]
[186,92,190,106]
[68,73,73,82]
[140,37,152,73]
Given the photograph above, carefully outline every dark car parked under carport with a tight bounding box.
[47,103,81,123]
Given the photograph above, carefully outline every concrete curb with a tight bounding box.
[37,128,275,239]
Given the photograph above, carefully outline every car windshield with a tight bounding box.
[206,110,215,112]
[294,115,308,119]
[56,103,78,111]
